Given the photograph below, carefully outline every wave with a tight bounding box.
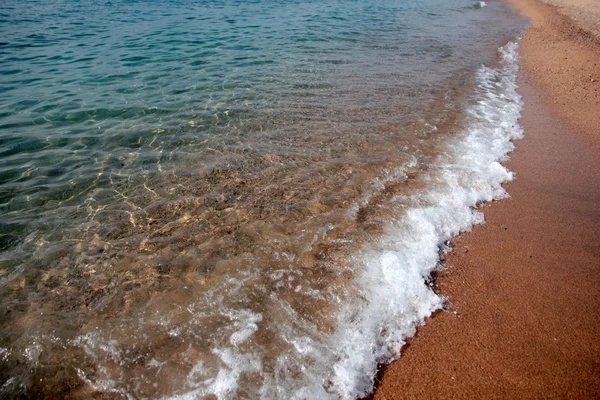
[0,40,524,400]
[171,40,524,400]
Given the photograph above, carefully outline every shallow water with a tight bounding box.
[0,0,527,398]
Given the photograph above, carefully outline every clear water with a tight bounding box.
[0,0,527,398]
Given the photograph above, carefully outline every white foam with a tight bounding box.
[244,41,522,399]
[224,309,263,346]
[172,349,262,400]
[319,40,523,399]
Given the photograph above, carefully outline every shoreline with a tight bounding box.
[508,0,600,148]
[372,0,600,398]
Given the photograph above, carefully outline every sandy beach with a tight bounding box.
[1,0,597,396]
[373,0,600,398]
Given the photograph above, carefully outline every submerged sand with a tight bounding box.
[373,0,600,398]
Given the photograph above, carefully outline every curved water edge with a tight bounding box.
[172,41,523,399]
[1,40,524,399]
[324,41,523,399]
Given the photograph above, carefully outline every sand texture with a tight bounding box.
[509,0,600,148]
[372,0,600,398]
[543,0,600,41]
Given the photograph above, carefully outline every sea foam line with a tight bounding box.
[302,40,523,399]
[168,40,524,400]
[324,40,523,399]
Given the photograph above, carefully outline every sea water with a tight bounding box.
[0,0,527,398]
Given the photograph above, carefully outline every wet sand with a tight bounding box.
[372,0,600,398]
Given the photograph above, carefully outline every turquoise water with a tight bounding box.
[0,0,527,398]
[0,0,518,253]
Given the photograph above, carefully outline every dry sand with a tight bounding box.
[543,0,600,41]
[509,0,600,148]
[372,0,600,398]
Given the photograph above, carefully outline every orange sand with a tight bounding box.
[509,0,600,148]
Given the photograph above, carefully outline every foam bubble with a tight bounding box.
[225,309,263,346]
